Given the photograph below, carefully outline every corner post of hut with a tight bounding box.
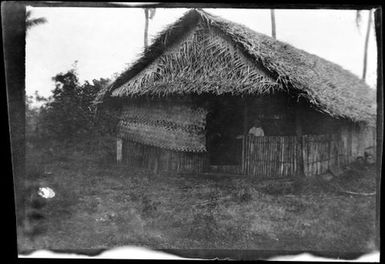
[116,137,123,164]
[242,98,248,175]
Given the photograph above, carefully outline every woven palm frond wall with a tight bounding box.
[118,101,208,152]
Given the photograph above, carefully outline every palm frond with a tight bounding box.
[26,17,47,29]
[26,10,31,20]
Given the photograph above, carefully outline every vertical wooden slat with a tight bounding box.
[280,137,283,177]
[262,137,265,177]
[242,100,248,174]
[255,136,258,177]
[250,136,254,176]
[116,138,123,164]
[268,137,271,177]
[249,136,252,175]
[295,107,305,178]
[246,136,249,175]
[265,136,269,177]
[268,137,271,178]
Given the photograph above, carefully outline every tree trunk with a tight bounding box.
[362,9,373,81]
[144,9,149,50]
[270,9,276,39]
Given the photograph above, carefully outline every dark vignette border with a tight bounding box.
[2,1,383,262]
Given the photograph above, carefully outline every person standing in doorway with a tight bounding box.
[236,119,265,139]
[248,119,265,137]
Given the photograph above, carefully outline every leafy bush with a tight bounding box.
[27,67,118,148]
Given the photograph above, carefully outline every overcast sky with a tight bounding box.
[26,7,377,101]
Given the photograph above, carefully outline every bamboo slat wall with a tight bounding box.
[244,126,376,178]
[120,126,376,178]
[209,165,243,174]
[123,139,208,173]
[243,136,299,178]
[302,134,349,177]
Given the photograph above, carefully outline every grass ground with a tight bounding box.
[18,142,378,257]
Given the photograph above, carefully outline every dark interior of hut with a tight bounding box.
[205,96,244,165]
[203,94,297,166]
[247,95,296,136]
[204,94,295,165]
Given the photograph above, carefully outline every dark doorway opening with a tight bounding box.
[206,96,244,166]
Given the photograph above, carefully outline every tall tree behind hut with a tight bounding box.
[356,9,373,82]
[270,9,276,39]
[143,8,156,49]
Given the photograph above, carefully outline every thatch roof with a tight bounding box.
[96,9,376,124]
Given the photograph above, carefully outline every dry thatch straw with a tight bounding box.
[95,9,376,124]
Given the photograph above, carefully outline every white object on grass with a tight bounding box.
[38,187,55,199]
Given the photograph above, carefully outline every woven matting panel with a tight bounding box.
[118,102,207,152]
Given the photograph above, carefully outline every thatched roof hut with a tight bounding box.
[97,9,377,177]
[96,8,376,125]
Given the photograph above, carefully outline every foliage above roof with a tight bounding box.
[96,9,376,124]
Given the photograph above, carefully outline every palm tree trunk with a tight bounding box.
[144,9,149,49]
[270,9,276,39]
[362,10,373,81]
